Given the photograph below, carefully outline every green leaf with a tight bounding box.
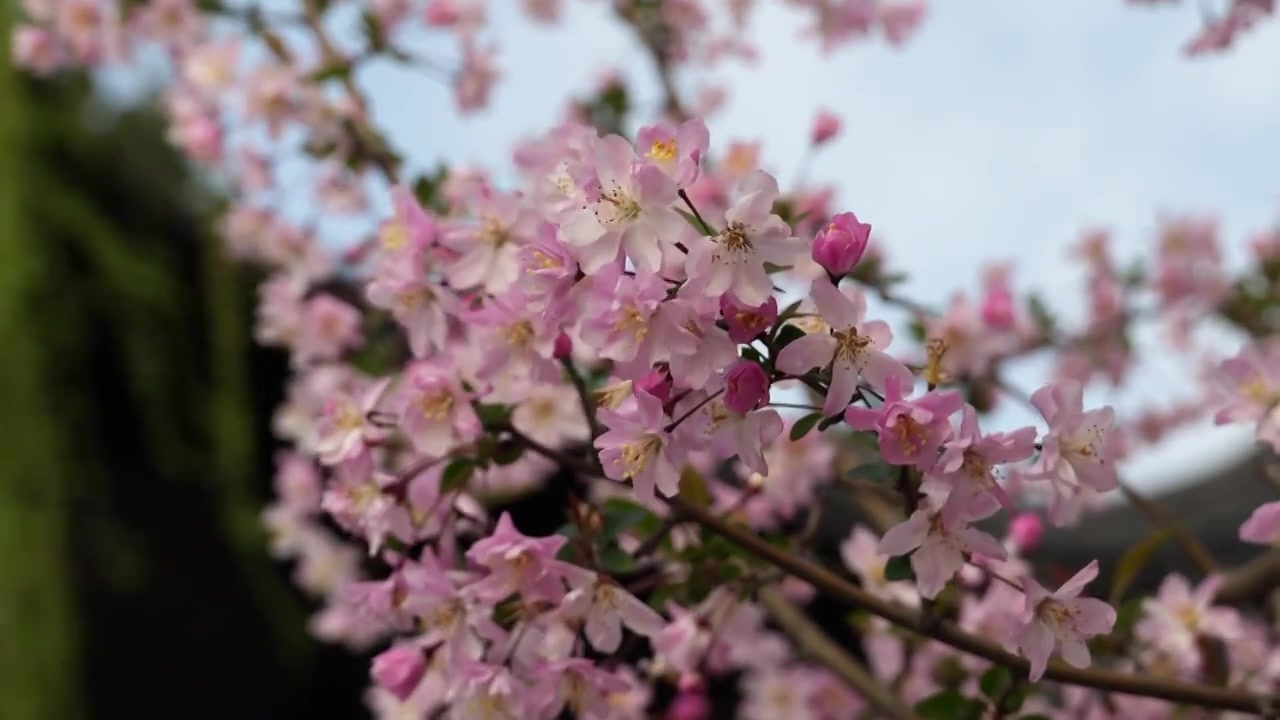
[678,466,712,509]
[440,458,475,493]
[774,323,807,350]
[1109,526,1174,605]
[674,207,714,235]
[884,554,915,582]
[474,402,511,428]
[789,412,823,441]
[599,544,637,574]
[979,666,1011,700]
[491,440,523,466]
[817,414,844,431]
[763,262,794,274]
[1026,294,1057,337]
[914,690,967,719]
[907,319,928,342]
[306,62,352,83]
[741,345,764,364]
[600,499,655,541]
[776,299,804,323]
[846,462,898,485]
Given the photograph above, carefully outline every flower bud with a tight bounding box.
[1008,512,1044,554]
[811,212,870,277]
[553,331,573,360]
[980,286,1015,330]
[719,295,777,343]
[723,360,769,414]
[666,688,710,720]
[370,645,426,701]
[635,368,672,403]
[810,109,841,145]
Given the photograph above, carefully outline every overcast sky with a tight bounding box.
[103,1,1280,492]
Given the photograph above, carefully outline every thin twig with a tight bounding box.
[562,358,603,440]
[757,586,916,720]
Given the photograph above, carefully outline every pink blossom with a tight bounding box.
[926,405,1036,514]
[845,375,963,468]
[877,496,1007,599]
[314,378,392,465]
[720,294,777,343]
[455,38,498,112]
[681,392,784,477]
[1026,381,1120,525]
[634,368,673,403]
[686,170,799,306]
[465,512,567,603]
[468,290,561,384]
[775,277,914,417]
[561,134,687,274]
[666,686,711,720]
[1008,512,1044,554]
[636,118,709,187]
[12,25,63,75]
[1136,574,1241,672]
[560,567,666,652]
[443,188,536,292]
[810,211,870,277]
[979,284,1016,330]
[810,109,841,145]
[595,390,685,504]
[879,1,928,46]
[840,526,920,606]
[294,294,363,366]
[723,360,770,413]
[579,270,672,373]
[397,363,481,457]
[531,658,630,720]
[370,644,427,701]
[517,224,580,308]
[1211,339,1280,450]
[1013,560,1116,681]
[181,38,239,96]
[662,294,741,390]
[1240,500,1280,545]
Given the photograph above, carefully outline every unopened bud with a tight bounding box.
[811,212,870,277]
[810,109,842,145]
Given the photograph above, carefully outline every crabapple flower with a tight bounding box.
[1008,512,1045,554]
[366,261,452,358]
[720,294,777,343]
[636,118,709,187]
[1240,500,1280,545]
[533,658,631,720]
[517,224,580,309]
[694,395,784,477]
[314,378,392,465]
[840,526,920,606]
[663,295,741,391]
[926,405,1036,514]
[723,360,770,413]
[465,513,567,603]
[877,495,1007,599]
[293,294,363,366]
[469,290,561,384]
[776,277,913,417]
[397,363,481,457]
[1014,560,1116,681]
[810,109,841,145]
[845,375,963,468]
[1026,381,1120,525]
[378,185,436,261]
[580,270,673,373]
[561,134,686,273]
[560,567,666,653]
[685,170,800,306]
[1211,339,1280,450]
[370,644,427,701]
[1136,574,1241,670]
[596,391,685,504]
[443,188,537,293]
[810,211,869,277]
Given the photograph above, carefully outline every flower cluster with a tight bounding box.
[14,0,1280,718]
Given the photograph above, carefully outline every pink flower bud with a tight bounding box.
[370,645,426,701]
[810,109,841,145]
[980,286,1015,330]
[666,689,710,720]
[723,360,769,414]
[553,332,573,360]
[1008,513,1044,554]
[11,25,62,75]
[811,212,870,277]
[719,295,778,343]
[635,368,672,403]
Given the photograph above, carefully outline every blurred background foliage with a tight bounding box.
[0,6,365,718]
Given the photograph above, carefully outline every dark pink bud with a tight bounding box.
[980,286,1015,330]
[810,110,841,145]
[370,645,426,701]
[666,689,710,720]
[1008,513,1044,554]
[811,212,870,277]
[553,332,573,360]
[635,369,672,403]
[719,295,778,343]
[723,360,769,414]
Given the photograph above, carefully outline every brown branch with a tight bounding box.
[1216,550,1280,604]
[757,586,916,720]
[665,496,1269,714]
